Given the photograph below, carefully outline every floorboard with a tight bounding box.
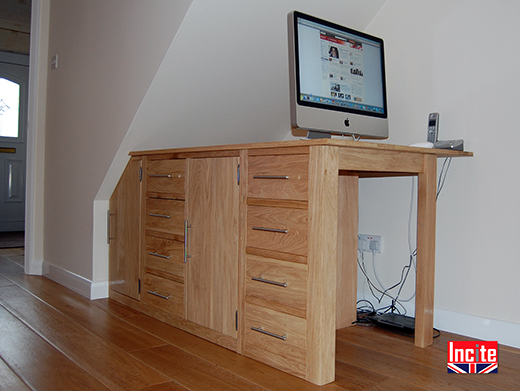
[0,255,24,275]
[0,305,110,391]
[0,356,33,391]
[134,382,190,391]
[362,378,429,391]
[131,345,268,391]
[123,314,339,391]
[6,274,166,352]
[0,259,518,391]
[336,338,510,391]
[0,284,169,390]
[0,274,15,287]
[337,325,520,390]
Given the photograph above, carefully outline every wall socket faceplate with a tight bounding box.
[358,234,383,254]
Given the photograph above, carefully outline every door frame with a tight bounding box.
[24,0,50,274]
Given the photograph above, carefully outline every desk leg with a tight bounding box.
[337,175,358,329]
[307,146,338,385]
[415,154,437,347]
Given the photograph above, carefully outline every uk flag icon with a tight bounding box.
[447,362,498,373]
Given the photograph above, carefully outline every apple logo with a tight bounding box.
[344,118,350,127]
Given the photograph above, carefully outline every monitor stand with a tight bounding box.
[305,131,361,141]
[306,130,332,139]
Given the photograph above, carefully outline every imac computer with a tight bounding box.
[288,11,388,139]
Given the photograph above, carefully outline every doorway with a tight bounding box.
[0,51,29,259]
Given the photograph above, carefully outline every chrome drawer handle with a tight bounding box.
[148,252,170,259]
[149,213,171,219]
[252,276,287,288]
[253,175,289,180]
[184,220,192,264]
[147,290,170,300]
[149,174,172,178]
[252,226,288,234]
[251,326,286,341]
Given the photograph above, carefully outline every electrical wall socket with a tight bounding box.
[358,234,383,254]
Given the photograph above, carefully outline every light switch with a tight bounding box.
[51,54,58,70]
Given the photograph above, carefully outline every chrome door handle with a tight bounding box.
[184,220,191,263]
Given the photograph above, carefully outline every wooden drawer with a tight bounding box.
[248,154,308,200]
[246,254,307,318]
[145,198,184,236]
[142,274,184,318]
[146,159,185,199]
[247,205,307,256]
[244,303,306,378]
[145,236,184,282]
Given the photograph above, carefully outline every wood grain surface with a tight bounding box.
[0,256,517,391]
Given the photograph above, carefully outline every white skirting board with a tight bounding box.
[434,308,520,351]
[43,262,108,300]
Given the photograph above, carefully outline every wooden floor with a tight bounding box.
[1,250,519,391]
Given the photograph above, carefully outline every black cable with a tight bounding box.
[354,299,376,326]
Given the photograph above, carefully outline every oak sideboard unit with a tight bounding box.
[109,139,472,386]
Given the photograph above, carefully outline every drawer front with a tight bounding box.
[142,274,184,317]
[146,159,185,198]
[245,303,306,378]
[145,236,184,281]
[247,205,307,256]
[248,154,308,200]
[146,198,184,235]
[246,255,307,316]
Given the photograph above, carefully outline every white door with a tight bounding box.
[0,52,29,232]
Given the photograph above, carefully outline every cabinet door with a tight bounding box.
[109,158,142,300]
[186,157,239,338]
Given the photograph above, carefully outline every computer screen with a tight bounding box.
[288,11,388,139]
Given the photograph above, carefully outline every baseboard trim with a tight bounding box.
[434,308,520,350]
[42,262,109,300]
[90,280,109,300]
[25,258,44,275]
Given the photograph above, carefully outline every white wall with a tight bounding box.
[42,0,193,294]
[359,0,520,347]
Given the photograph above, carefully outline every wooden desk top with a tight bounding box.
[130,139,473,159]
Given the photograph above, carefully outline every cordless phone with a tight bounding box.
[427,112,439,143]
